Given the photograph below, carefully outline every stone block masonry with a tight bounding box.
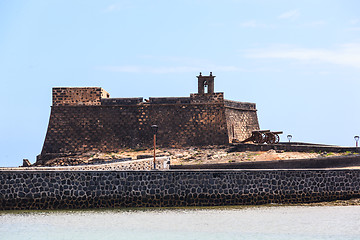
[37,73,259,164]
[38,103,230,164]
[225,108,259,142]
[2,157,170,171]
[1,169,360,210]
[52,87,110,106]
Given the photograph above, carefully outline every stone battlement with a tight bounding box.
[224,100,256,110]
[52,89,227,107]
[53,87,110,106]
[101,97,144,106]
[149,97,191,104]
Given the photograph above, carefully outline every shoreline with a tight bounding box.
[2,198,360,214]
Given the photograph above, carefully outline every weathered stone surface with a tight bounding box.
[37,74,260,165]
[0,169,359,210]
[3,157,170,171]
[52,87,110,106]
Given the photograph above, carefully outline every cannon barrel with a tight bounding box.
[252,130,270,133]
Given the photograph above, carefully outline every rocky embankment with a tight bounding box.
[37,145,351,167]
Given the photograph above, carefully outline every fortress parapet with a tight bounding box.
[224,100,257,111]
[37,73,260,165]
[149,97,191,104]
[52,87,110,106]
[101,97,143,106]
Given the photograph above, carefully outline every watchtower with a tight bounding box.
[197,72,215,94]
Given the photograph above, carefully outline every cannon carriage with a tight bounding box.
[238,130,283,144]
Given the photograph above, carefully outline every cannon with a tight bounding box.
[239,130,283,144]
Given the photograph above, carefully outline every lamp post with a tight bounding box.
[287,135,292,143]
[354,136,359,147]
[151,125,158,169]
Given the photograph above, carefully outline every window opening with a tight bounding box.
[203,80,208,93]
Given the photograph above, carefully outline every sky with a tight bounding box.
[0,0,360,167]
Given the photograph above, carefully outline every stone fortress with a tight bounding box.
[3,73,360,211]
[37,73,260,165]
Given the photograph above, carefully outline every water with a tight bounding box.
[1,206,360,240]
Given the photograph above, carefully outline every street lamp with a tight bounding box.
[354,136,359,147]
[151,125,158,169]
[287,135,292,143]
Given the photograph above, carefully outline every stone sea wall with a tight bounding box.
[1,169,360,210]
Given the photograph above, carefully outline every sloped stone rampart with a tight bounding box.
[38,103,231,163]
[225,108,259,142]
[1,169,359,210]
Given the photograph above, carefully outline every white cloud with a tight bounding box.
[350,19,359,25]
[347,18,360,30]
[97,55,246,74]
[105,4,118,12]
[98,65,241,74]
[278,10,300,20]
[239,20,275,28]
[139,55,208,65]
[241,20,265,28]
[244,43,360,69]
[104,2,131,12]
[304,20,326,27]
[347,27,360,31]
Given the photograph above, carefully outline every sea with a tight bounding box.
[1,205,360,240]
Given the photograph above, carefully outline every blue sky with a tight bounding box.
[1,0,360,167]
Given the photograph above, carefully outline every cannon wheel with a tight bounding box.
[266,132,276,144]
[253,132,262,143]
[261,133,267,143]
[274,134,280,144]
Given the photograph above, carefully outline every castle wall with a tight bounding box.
[52,87,110,106]
[38,103,229,163]
[40,82,260,164]
[1,169,359,210]
[149,97,191,104]
[190,92,224,103]
[224,101,260,142]
[224,100,256,110]
[101,97,143,106]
